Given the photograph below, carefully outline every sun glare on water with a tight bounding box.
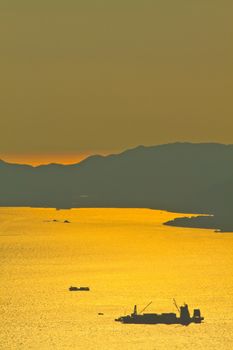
[0,208,233,349]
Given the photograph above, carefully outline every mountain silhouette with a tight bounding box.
[1,143,233,231]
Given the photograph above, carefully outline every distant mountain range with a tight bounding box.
[1,143,233,232]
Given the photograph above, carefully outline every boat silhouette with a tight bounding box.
[115,300,204,325]
[69,286,90,291]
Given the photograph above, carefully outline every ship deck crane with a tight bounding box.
[173,298,180,313]
[139,301,153,314]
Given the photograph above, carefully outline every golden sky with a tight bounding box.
[0,1,233,164]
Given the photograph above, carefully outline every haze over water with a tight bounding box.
[1,207,233,349]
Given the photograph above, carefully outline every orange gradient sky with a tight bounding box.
[1,154,88,166]
[0,150,113,166]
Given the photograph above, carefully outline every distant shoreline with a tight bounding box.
[1,143,233,233]
[0,205,232,233]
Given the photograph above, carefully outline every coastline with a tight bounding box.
[164,215,233,233]
[0,204,232,233]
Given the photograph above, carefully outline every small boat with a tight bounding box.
[69,286,90,291]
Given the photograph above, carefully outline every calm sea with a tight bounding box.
[1,208,233,349]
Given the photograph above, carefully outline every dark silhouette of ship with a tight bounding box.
[69,286,90,291]
[115,300,204,325]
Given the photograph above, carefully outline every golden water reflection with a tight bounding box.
[1,208,233,349]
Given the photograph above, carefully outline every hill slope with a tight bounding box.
[1,143,233,231]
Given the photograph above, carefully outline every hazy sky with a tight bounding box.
[0,1,232,164]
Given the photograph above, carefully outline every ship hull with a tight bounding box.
[115,315,204,325]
